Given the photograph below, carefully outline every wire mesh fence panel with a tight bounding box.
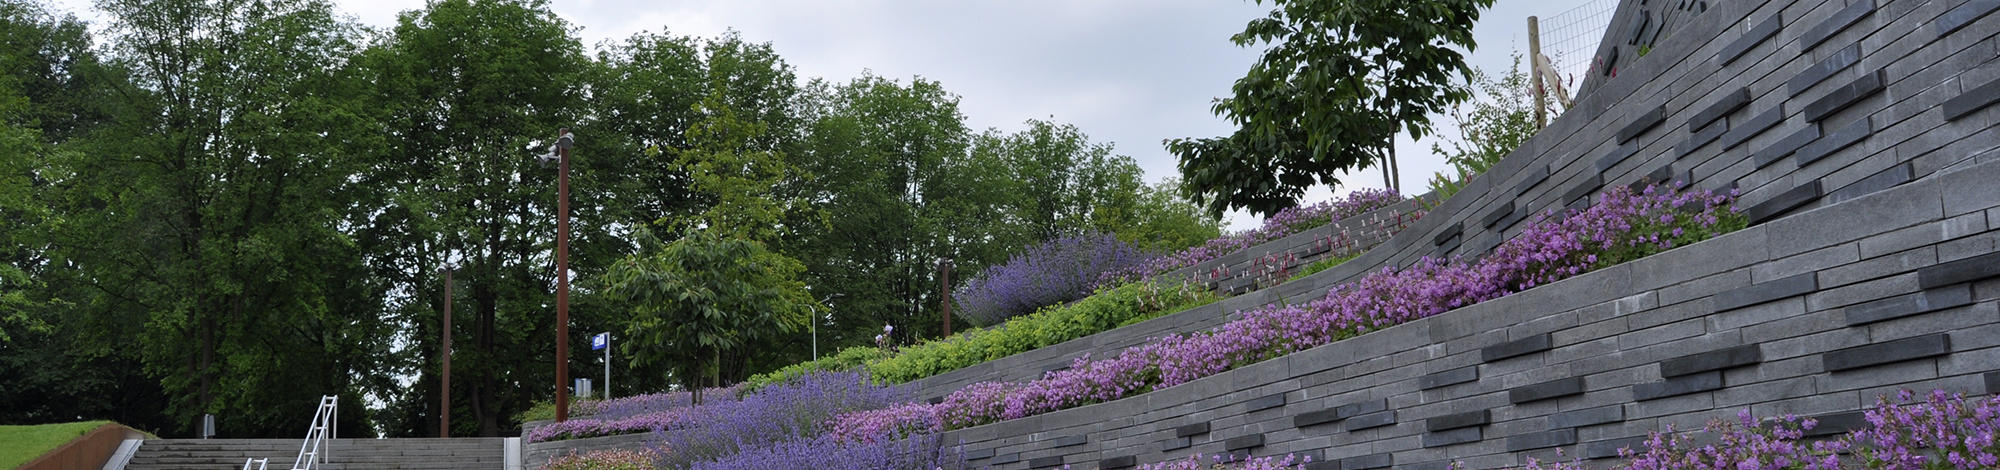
[1538,0,1617,97]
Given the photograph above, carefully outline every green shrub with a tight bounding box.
[741,345,888,393]
[537,449,656,470]
[867,280,1219,384]
[1288,252,1361,282]
[744,280,1219,391]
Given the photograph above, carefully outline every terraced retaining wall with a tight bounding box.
[907,0,2000,407]
[938,157,2000,469]
[922,0,2000,466]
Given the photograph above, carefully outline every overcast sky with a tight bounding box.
[45,0,1613,230]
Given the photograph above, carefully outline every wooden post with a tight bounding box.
[939,258,952,337]
[1529,16,1548,129]
[440,265,452,437]
[555,128,573,423]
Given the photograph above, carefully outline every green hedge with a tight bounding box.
[744,280,1219,391]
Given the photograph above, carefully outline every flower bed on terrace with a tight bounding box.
[1095,188,1408,289]
[830,183,1743,433]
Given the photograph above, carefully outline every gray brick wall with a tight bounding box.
[940,157,2000,469]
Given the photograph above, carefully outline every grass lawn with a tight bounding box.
[0,421,110,469]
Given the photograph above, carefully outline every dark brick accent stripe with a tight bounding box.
[1844,284,1973,326]
[1586,436,1650,459]
[1619,105,1668,143]
[1345,411,1395,431]
[1800,0,1876,50]
[1514,165,1552,196]
[1159,437,1190,452]
[1679,120,1728,157]
[1100,455,1137,469]
[965,448,996,460]
[1823,333,1951,372]
[1828,161,1912,204]
[1550,405,1625,428]
[1598,143,1639,172]
[1661,344,1764,377]
[1563,174,1604,205]
[1224,434,1265,451]
[1746,180,1824,224]
[1945,77,2000,121]
[1690,88,1752,131]
[993,453,1021,465]
[1635,371,1724,400]
[1713,273,1818,311]
[1789,43,1863,96]
[1243,393,1286,412]
[1053,434,1086,447]
[1482,333,1553,362]
[1507,429,1578,451]
[1293,408,1341,428]
[1804,411,1868,437]
[1342,453,1392,469]
[1754,124,1820,168]
[1030,456,1064,469]
[1722,106,1785,150]
[1434,222,1462,246]
[1174,422,1209,437]
[1422,427,1482,448]
[1794,117,1871,166]
[1802,69,1885,122]
[1917,251,2000,288]
[1510,376,1586,404]
[1420,366,1479,389]
[1481,202,1516,229]
[1719,14,1784,66]
[1936,0,2000,36]
[1426,410,1490,431]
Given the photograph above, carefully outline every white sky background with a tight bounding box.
[45,0,1612,231]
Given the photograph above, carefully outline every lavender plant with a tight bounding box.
[954,232,1154,326]
[1527,390,2000,470]
[1097,189,1405,288]
[686,432,963,470]
[1138,453,1314,470]
[648,370,905,468]
[537,449,658,470]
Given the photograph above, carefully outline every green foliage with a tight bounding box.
[600,228,813,397]
[0,421,110,468]
[1426,53,1546,203]
[537,449,657,470]
[1288,252,1362,282]
[743,280,1219,391]
[740,346,888,393]
[1096,179,1227,253]
[868,280,1219,384]
[1171,0,1495,216]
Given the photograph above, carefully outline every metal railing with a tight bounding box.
[290,395,337,470]
[243,458,268,470]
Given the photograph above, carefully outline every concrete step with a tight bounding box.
[124,438,508,470]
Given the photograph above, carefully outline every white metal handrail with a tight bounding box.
[290,395,337,470]
[243,458,268,470]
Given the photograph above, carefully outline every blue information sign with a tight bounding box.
[591,332,608,350]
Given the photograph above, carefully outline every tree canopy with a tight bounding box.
[0,0,1222,438]
[1170,0,1494,216]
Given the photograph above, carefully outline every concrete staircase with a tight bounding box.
[123,438,508,470]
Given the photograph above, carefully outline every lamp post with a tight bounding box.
[544,129,576,422]
[939,257,952,337]
[807,293,842,361]
[440,262,454,437]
